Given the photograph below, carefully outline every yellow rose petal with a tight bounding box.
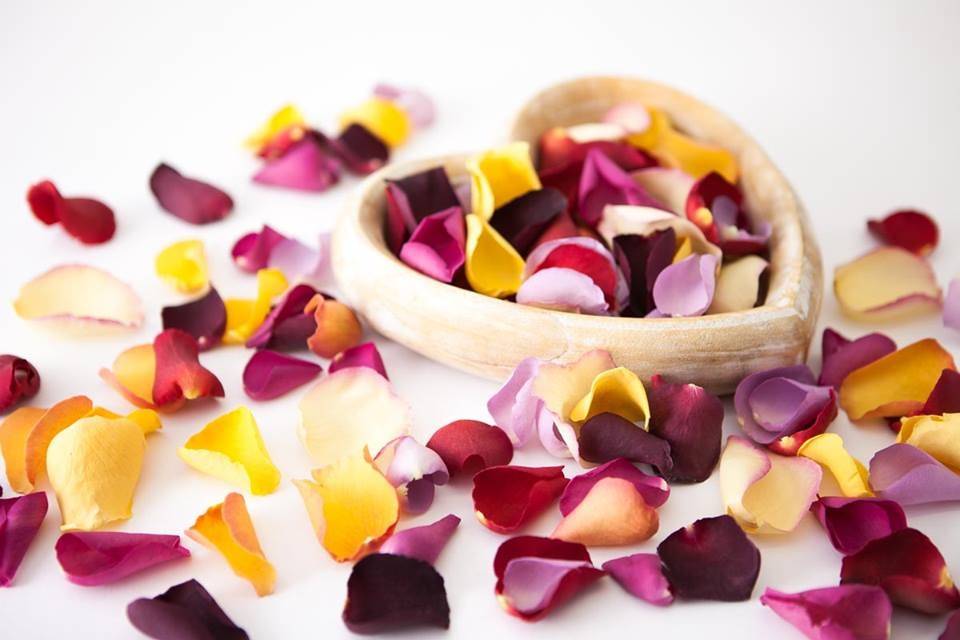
[87,406,162,435]
[245,104,306,151]
[224,268,288,345]
[464,214,524,298]
[339,97,410,148]
[179,406,280,495]
[798,433,873,498]
[897,413,960,472]
[834,247,942,322]
[708,255,769,314]
[155,239,208,294]
[627,107,738,182]
[570,366,651,427]
[466,142,541,220]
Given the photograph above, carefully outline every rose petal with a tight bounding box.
[100,345,164,410]
[27,180,117,244]
[578,412,673,470]
[252,133,341,192]
[232,225,287,274]
[516,267,609,315]
[242,350,321,401]
[298,367,410,466]
[127,578,248,640]
[373,83,436,128]
[603,103,652,134]
[560,458,669,512]
[331,123,388,175]
[798,433,873,498]
[811,496,907,555]
[552,476,659,546]
[268,234,332,287]
[652,253,718,317]
[897,413,960,472]
[630,167,694,216]
[245,283,317,351]
[304,293,362,358]
[0,492,47,586]
[869,443,960,505]
[149,163,232,225]
[599,205,722,262]
[0,355,40,413]
[472,465,567,533]
[707,255,769,313]
[684,171,755,248]
[760,584,892,640]
[569,366,650,426]
[657,514,760,601]
[818,328,897,389]
[223,268,289,345]
[834,247,942,320]
[867,209,939,256]
[602,553,673,606]
[343,553,449,633]
[161,287,227,351]
[647,375,723,483]
[399,206,465,283]
[919,369,960,417]
[245,103,305,153]
[47,415,146,530]
[154,239,208,294]
[379,514,460,564]
[577,148,664,227]
[525,237,626,310]
[14,264,143,336]
[329,341,388,379]
[944,278,960,332]
[294,448,399,562]
[487,357,544,447]
[339,97,411,148]
[839,339,956,420]
[840,528,960,614]
[467,142,541,220]
[464,213,525,298]
[942,610,960,640]
[488,188,566,256]
[720,435,822,534]
[153,329,224,407]
[374,436,449,514]
[384,167,460,252]
[613,229,676,316]
[426,419,514,479]
[55,532,189,586]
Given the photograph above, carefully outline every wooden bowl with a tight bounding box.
[332,76,822,394]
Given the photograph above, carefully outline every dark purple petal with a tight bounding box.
[127,578,248,640]
[818,328,897,388]
[399,207,465,283]
[252,134,341,192]
[657,514,761,601]
[384,167,460,253]
[0,355,41,413]
[161,287,227,351]
[331,123,389,175]
[343,553,450,633]
[245,283,318,350]
[577,148,664,227]
[869,443,960,505]
[149,163,233,225]
[578,412,672,470]
[560,458,669,512]
[602,553,673,606]
[648,375,723,483]
[488,188,566,256]
[329,342,389,379]
[55,532,189,586]
[811,497,907,555]
[0,491,47,586]
[231,225,287,273]
[760,584,892,640]
[242,350,322,401]
[613,229,676,317]
[379,514,460,564]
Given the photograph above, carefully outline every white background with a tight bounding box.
[2,1,959,638]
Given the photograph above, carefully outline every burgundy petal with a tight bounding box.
[242,350,322,401]
[657,514,761,601]
[472,465,567,533]
[149,163,233,225]
[867,209,939,256]
[343,553,450,633]
[399,206,465,283]
[818,328,897,388]
[869,443,960,505]
[578,412,672,469]
[811,496,908,555]
[152,329,225,406]
[426,419,514,479]
[840,528,960,614]
[245,283,318,350]
[331,123,389,175]
[760,584,892,640]
[55,532,189,586]
[488,188,566,256]
[127,578,248,640]
[942,610,960,640]
[0,354,41,412]
[920,368,960,415]
[613,229,676,316]
[161,287,227,351]
[602,553,673,606]
[384,167,460,253]
[379,514,460,564]
[685,171,747,245]
[560,458,669,513]
[231,225,287,273]
[0,491,48,586]
[329,342,389,379]
[578,148,664,227]
[27,180,116,244]
[252,134,341,192]
[647,375,724,483]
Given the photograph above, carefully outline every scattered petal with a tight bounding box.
[516,267,609,315]
[127,578,249,640]
[223,268,289,345]
[561,458,669,512]
[525,237,626,310]
[242,350,321,401]
[253,133,341,192]
[0,355,40,414]
[760,584,892,640]
[708,255,768,313]
[489,188,566,256]
[268,233,332,286]
[602,553,672,606]
[152,329,225,407]
[487,357,544,447]
[99,344,164,409]
[245,283,317,351]
[897,413,960,471]
[399,206,465,283]
[331,123,389,175]
[818,328,897,389]
[305,293,363,358]
[27,180,116,244]
[0,491,47,586]
[945,278,960,332]
[578,148,664,227]
[798,433,873,498]
[373,83,436,128]
[343,553,449,633]
[232,225,287,274]
[811,496,907,555]
[464,213,525,298]
[161,287,227,351]
[384,167,460,253]
[149,164,233,225]
[55,532,189,586]
[329,341,388,379]
[374,436,449,514]
[578,412,672,470]
[834,247,942,321]
[613,229,676,316]
[942,610,960,640]
[569,366,650,425]
[155,239,208,294]
[472,465,567,533]
[867,209,939,256]
[552,476,659,546]
[245,103,305,153]
[339,97,411,148]
[380,514,460,564]
[868,443,960,505]
[647,375,723,483]
[467,142,541,220]
[917,369,960,417]
[426,419,514,478]
[652,253,718,317]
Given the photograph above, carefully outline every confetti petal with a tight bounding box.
[560,458,669,512]
[613,229,676,316]
[868,443,960,506]
[374,436,449,514]
[760,584,892,640]
[253,133,341,192]
[867,209,939,256]
[708,255,768,313]
[578,412,672,470]
[652,253,718,317]
[340,97,410,148]
[127,578,249,640]
[329,341,388,379]
[569,366,650,425]
[840,528,960,614]
[304,293,363,358]
[818,328,897,389]
[55,532,189,586]
[426,419,514,478]
[647,375,723,483]
[379,514,460,564]
[0,355,40,413]
[242,351,321,401]
[223,268,289,345]
[657,515,760,601]
[161,287,227,351]
[245,283,317,351]
[897,413,960,471]
[798,433,873,498]
[472,465,567,533]
[516,267,609,315]
[385,167,460,253]
[720,435,822,534]
[331,123,388,175]
[399,206,465,283]
[152,329,224,407]
[0,491,47,586]
[552,476,659,546]
[627,106,738,182]
[27,180,116,244]
[149,164,233,225]
[464,213,525,298]
[298,367,410,466]
[489,188,566,256]
[232,225,287,274]
[373,83,436,128]
[838,339,956,420]
[47,415,145,530]
[294,448,399,562]
[834,248,942,321]
[525,237,626,311]
[811,496,907,555]
[186,493,275,596]
[602,553,672,606]
[14,264,142,336]
[343,553,449,633]
[467,142,541,220]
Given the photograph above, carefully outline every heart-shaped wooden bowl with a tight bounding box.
[332,76,822,394]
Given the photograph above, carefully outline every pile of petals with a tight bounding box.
[382,105,772,318]
[26,179,116,244]
[246,85,434,192]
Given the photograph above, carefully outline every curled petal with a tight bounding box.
[684,171,749,245]
[27,180,116,244]
[647,375,723,483]
[343,553,449,633]
[599,205,722,262]
[152,329,225,407]
[373,83,436,128]
[127,578,248,640]
[489,188,566,256]
[55,532,189,586]
[464,213,525,298]
[399,206,465,283]
[760,584,892,640]
[652,253,718,317]
[14,264,142,336]
[47,415,145,530]
[331,123,388,175]
[467,142,541,220]
[897,413,960,471]
[298,367,410,466]
[840,528,960,614]
[552,476,659,546]
[627,107,738,182]
[305,293,363,358]
[487,357,543,446]
[155,239,208,294]
[242,350,321,401]
[798,433,872,498]
[945,278,960,332]
[252,134,340,192]
[560,458,669,512]
[578,412,672,470]
[245,103,305,153]
[719,435,822,534]
[525,237,626,310]
[834,247,942,321]
[384,167,460,252]
[578,148,664,227]
[149,163,233,225]
[811,496,907,555]
[657,514,760,601]
[295,448,399,562]
[99,345,164,409]
[708,255,768,313]
[613,229,677,316]
[329,341,388,379]
[426,419,514,478]
[867,209,938,256]
[379,514,460,564]
[818,328,897,389]
[232,225,287,274]
[868,443,960,506]
[602,553,673,606]
[223,268,289,345]
[339,97,410,148]
[516,267,609,315]
[631,167,694,216]
[0,491,47,586]
[161,287,227,350]
[0,355,40,413]
[472,465,567,533]
[839,339,956,420]
[245,283,317,351]
[374,436,449,514]
[569,366,650,425]
[268,234,332,286]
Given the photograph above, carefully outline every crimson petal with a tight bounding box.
[613,229,676,316]
[760,584,892,640]
[0,491,47,586]
[526,237,625,309]
[329,342,389,379]
[127,578,248,640]
[560,458,669,513]
[867,209,939,256]
[811,497,907,555]
[55,532,189,586]
[231,225,287,273]
[152,329,224,406]
[331,123,389,175]
[26,180,61,225]
[685,171,746,245]
[242,350,322,401]
[245,283,318,350]
[489,188,566,256]
[0,354,41,412]
[161,287,227,351]
[27,180,116,244]
[253,133,341,192]
[920,368,960,415]
[648,375,724,483]
[426,419,513,479]
[578,412,672,470]
[602,553,673,606]
[472,465,567,533]
[149,164,233,225]
[818,328,896,389]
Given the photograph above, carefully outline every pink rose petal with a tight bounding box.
[373,83,436,128]
[869,443,960,505]
[253,133,341,192]
[944,277,960,332]
[525,237,628,311]
[385,167,460,253]
[652,253,718,317]
[232,225,287,273]
[268,234,333,287]
[55,532,190,586]
[516,267,609,315]
[329,342,389,379]
[818,328,897,389]
[0,491,48,587]
[602,553,673,606]
[374,436,449,514]
[379,514,459,564]
[761,584,892,640]
[242,350,322,401]
[578,148,665,227]
[487,357,546,447]
[399,207,465,283]
[560,458,669,513]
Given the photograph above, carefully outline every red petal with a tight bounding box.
[26,180,62,225]
[152,329,224,406]
[27,180,115,244]
[426,419,513,479]
[685,171,744,244]
[921,368,960,415]
[149,163,233,225]
[867,210,939,256]
[533,242,618,307]
[0,354,41,412]
[647,375,723,483]
[472,465,567,533]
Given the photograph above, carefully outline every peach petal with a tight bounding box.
[798,433,873,498]
[464,213,525,298]
[551,476,658,546]
[598,205,722,261]
[305,293,363,358]
[897,413,960,472]
[223,268,289,345]
[155,239,208,294]
[630,167,694,215]
[834,247,942,321]
[99,344,168,410]
[708,255,768,313]
[466,142,541,220]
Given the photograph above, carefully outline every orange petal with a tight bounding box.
[186,492,276,596]
[834,248,942,321]
[305,293,363,358]
[551,477,659,546]
[99,344,158,408]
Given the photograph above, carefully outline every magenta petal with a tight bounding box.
[242,350,322,401]
[652,253,718,317]
[811,497,907,555]
[373,84,435,128]
[161,287,227,351]
[252,134,341,192]
[231,225,288,273]
[613,229,676,317]
[268,234,332,287]
[149,163,233,225]
[245,283,318,350]
[818,328,897,388]
[489,188,566,256]
[55,532,189,586]
[578,148,664,227]
[920,368,960,415]
[399,207,465,283]
[869,443,960,505]
[385,167,460,253]
[578,412,673,470]
[602,553,673,606]
[329,342,389,379]
[516,267,609,315]
[127,578,248,640]
[0,354,41,412]
[560,458,669,513]
[332,124,389,175]
[761,584,892,640]
[487,356,544,447]
[379,514,460,564]
[647,375,723,483]
[0,491,48,586]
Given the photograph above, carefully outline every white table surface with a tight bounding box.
[1,1,958,638]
